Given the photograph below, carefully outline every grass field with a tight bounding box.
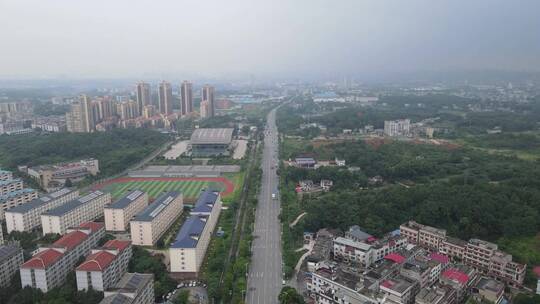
[95,177,235,200]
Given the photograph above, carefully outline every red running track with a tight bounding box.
[92,176,235,196]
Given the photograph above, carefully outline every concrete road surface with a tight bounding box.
[247,108,282,304]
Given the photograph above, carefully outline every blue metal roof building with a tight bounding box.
[132,191,181,222]
[170,215,208,248]
[169,189,220,249]
[191,189,219,214]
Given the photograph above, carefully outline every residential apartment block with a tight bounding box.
[130,191,183,246]
[104,190,148,232]
[5,188,79,233]
[399,221,526,286]
[0,244,24,287]
[0,169,13,181]
[384,119,411,137]
[333,227,407,267]
[170,190,222,276]
[0,188,38,219]
[0,179,23,195]
[20,222,105,292]
[76,239,132,291]
[41,191,111,234]
[100,273,154,304]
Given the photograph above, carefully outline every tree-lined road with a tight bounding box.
[247,108,282,304]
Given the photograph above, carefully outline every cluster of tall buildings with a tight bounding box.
[304,221,527,304]
[66,81,216,133]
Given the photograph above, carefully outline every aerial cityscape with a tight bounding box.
[1,1,540,304]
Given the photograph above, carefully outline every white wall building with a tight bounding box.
[169,190,222,276]
[0,179,23,195]
[41,191,110,234]
[0,188,38,219]
[384,119,411,137]
[104,190,148,232]
[20,222,105,292]
[130,191,183,246]
[0,244,23,287]
[5,188,79,233]
[76,239,132,291]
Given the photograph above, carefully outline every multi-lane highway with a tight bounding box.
[247,108,282,304]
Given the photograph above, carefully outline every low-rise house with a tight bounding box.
[470,277,504,304]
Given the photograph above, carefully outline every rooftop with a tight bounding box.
[380,276,416,294]
[42,190,107,216]
[191,189,219,214]
[384,253,406,264]
[475,277,504,293]
[132,191,181,222]
[103,239,131,252]
[0,188,36,202]
[20,248,63,269]
[8,188,77,214]
[77,250,117,272]
[429,252,450,264]
[190,128,234,145]
[100,294,133,304]
[52,231,88,251]
[334,236,372,251]
[0,178,21,186]
[346,225,373,242]
[110,272,153,293]
[442,268,469,285]
[170,215,208,248]
[107,190,146,210]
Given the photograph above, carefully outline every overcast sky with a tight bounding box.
[1,0,539,80]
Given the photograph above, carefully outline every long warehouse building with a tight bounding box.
[41,190,111,234]
[104,190,148,232]
[5,188,79,233]
[169,189,222,277]
[130,191,183,246]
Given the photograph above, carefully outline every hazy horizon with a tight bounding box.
[2,0,540,80]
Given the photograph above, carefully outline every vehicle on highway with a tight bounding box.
[271,193,277,199]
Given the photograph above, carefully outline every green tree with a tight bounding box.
[173,290,190,304]
[278,287,304,304]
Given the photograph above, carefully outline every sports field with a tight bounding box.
[93,177,235,200]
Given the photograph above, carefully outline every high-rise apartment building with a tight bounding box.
[66,95,95,133]
[136,82,151,113]
[158,81,173,115]
[201,85,215,118]
[181,81,193,115]
[200,100,210,119]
